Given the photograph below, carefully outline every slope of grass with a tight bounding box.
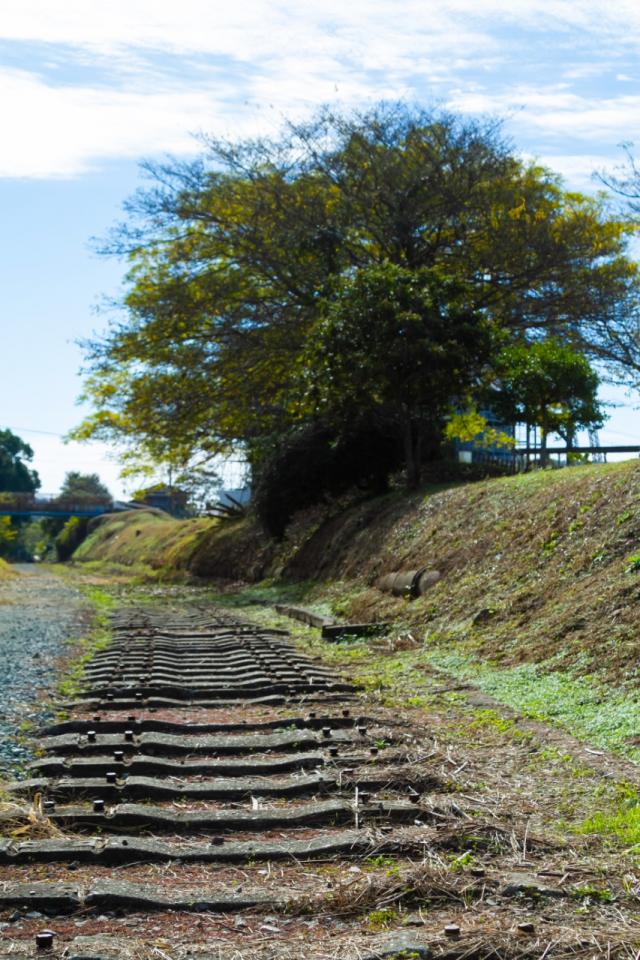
[73,509,213,575]
[0,558,16,580]
[311,459,640,687]
[75,460,640,687]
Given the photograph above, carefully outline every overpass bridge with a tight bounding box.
[0,493,118,519]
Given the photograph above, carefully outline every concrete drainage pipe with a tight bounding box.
[375,567,441,599]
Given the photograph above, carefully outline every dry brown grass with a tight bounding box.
[0,792,65,839]
[306,460,640,685]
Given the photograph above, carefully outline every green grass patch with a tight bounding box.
[425,648,640,762]
[575,788,640,849]
[204,579,319,609]
[54,582,116,701]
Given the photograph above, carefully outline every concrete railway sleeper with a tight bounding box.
[38,728,368,756]
[1,797,449,834]
[40,713,368,736]
[12,768,445,802]
[0,601,609,960]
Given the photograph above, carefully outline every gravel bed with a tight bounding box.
[0,565,90,777]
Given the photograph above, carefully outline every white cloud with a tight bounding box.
[530,153,608,189]
[1,0,640,58]
[0,1,495,60]
[0,67,262,177]
[0,1,500,178]
[450,85,640,156]
[0,0,638,180]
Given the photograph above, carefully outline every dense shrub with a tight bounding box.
[254,418,402,538]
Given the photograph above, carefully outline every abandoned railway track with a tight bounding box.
[0,602,637,959]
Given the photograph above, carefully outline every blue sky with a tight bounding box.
[1,0,639,497]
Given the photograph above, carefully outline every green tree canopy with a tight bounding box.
[74,103,638,490]
[0,428,40,493]
[301,263,496,486]
[488,339,605,461]
[59,471,112,504]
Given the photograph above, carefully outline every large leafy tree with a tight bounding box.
[74,103,638,488]
[0,428,40,560]
[0,428,40,493]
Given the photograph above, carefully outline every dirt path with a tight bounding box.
[0,592,638,959]
[0,565,89,775]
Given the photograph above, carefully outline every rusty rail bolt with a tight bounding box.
[342,708,351,718]
[124,730,134,742]
[444,924,461,940]
[210,836,225,846]
[370,747,379,756]
[105,771,117,784]
[93,799,105,813]
[127,715,137,723]
[308,711,317,719]
[93,715,101,723]
[35,931,55,951]
[87,730,96,742]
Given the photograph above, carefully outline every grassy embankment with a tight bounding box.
[0,558,16,580]
[74,460,640,767]
[73,509,214,578]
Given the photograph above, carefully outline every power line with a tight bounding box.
[4,426,65,438]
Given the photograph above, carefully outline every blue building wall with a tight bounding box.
[453,411,517,464]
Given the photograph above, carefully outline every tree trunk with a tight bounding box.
[540,415,549,466]
[566,428,575,464]
[402,419,422,489]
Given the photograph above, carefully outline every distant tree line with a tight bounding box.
[0,438,112,561]
[73,103,640,536]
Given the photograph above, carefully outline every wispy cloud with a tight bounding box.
[0,0,638,181]
[450,85,640,148]
[0,67,242,177]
